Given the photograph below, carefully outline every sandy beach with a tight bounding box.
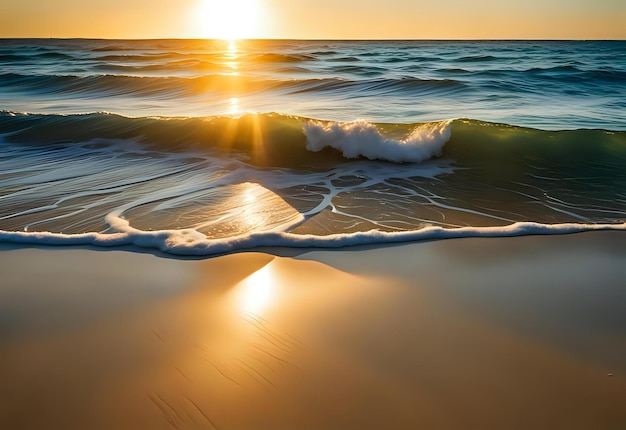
[1,231,625,429]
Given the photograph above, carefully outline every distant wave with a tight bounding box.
[3,68,623,107]
[456,54,498,62]
[0,72,467,98]
[252,53,316,63]
[0,52,75,61]
[93,60,224,74]
[91,45,137,52]
[93,53,182,62]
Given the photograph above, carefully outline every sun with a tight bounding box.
[192,0,263,40]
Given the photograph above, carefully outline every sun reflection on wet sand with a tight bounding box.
[236,263,276,316]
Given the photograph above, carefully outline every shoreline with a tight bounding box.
[1,231,625,429]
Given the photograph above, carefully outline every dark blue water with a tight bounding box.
[1,39,625,129]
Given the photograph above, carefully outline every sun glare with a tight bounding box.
[238,264,276,316]
[193,0,263,40]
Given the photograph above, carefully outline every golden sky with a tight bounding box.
[1,0,625,39]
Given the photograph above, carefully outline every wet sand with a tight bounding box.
[1,231,625,429]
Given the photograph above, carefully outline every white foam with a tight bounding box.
[1,219,624,256]
[303,120,452,163]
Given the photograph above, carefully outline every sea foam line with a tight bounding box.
[1,217,624,256]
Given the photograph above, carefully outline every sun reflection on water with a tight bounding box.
[225,40,239,72]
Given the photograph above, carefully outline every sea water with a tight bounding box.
[1,39,625,255]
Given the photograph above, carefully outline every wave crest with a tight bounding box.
[304,119,452,163]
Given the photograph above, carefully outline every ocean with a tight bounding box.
[1,39,625,255]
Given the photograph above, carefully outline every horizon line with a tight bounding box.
[1,37,625,42]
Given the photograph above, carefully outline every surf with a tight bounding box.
[1,111,625,256]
